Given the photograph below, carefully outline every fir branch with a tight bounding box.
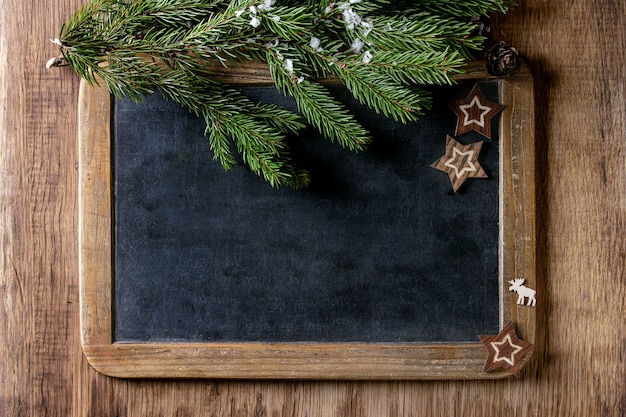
[292,81,371,151]
[346,49,466,85]
[223,113,309,188]
[350,0,515,19]
[156,71,311,187]
[358,13,484,59]
[248,102,307,135]
[265,47,371,151]
[257,6,314,42]
[411,0,516,18]
[49,0,516,188]
[334,66,431,123]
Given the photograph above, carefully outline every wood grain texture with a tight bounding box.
[1,0,624,415]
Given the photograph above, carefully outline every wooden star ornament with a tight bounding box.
[479,322,535,377]
[430,135,488,192]
[449,84,504,140]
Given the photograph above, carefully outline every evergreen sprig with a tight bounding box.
[49,0,514,188]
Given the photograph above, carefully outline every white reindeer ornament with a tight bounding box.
[508,279,536,306]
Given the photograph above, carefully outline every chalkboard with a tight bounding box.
[78,62,537,379]
[113,82,500,343]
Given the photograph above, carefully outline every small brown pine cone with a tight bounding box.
[486,41,521,78]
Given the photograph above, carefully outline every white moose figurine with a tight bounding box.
[508,278,536,306]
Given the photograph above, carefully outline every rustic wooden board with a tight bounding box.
[2,0,626,415]
[77,63,535,379]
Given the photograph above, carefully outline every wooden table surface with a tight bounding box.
[1,1,624,416]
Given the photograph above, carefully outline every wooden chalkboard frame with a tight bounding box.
[78,62,535,379]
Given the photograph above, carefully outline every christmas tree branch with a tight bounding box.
[266,46,371,151]
[48,0,516,188]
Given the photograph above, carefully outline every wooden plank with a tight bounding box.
[77,64,535,379]
[82,342,499,380]
[499,69,537,343]
[2,0,625,414]
[78,80,113,347]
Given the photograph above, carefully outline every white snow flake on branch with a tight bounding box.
[337,1,375,41]
[284,58,294,73]
[351,38,364,53]
[360,19,373,36]
[240,2,275,27]
[340,5,362,30]
[310,36,323,52]
[257,0,275,12]
[283,58,305,83]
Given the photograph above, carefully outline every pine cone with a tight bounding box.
[486,41,520,78]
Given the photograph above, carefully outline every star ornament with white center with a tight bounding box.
[431,135,487,192]
[479,322,535,377]
[491,333,523,366]
[444,147,477,179]
[460,96,491,128]
[449,84,505,140]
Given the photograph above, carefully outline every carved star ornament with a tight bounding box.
[430,135,487,192]
[479,321,535,377]
[449,84,504,140]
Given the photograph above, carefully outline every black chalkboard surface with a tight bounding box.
[112,81,501,344]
